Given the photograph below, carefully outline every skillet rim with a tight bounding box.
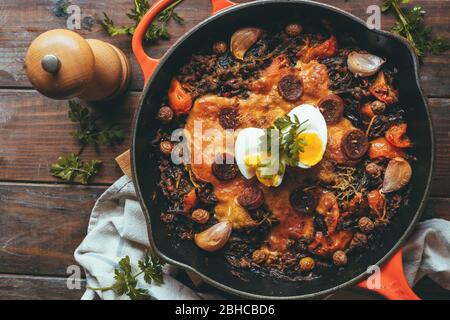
[131,0,435,299]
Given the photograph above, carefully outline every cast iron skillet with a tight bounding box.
[130,0,434,299]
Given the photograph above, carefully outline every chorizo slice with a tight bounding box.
[278,74,304,102]
[237,186,265,210]
[219,107,240,129]
[318,94,344,124]
[341,129,369,160]
[290,188,317,215]
[212,153,239,181]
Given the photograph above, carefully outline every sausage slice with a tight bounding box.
[219,107,240,129]
[318,94,344,124]
[342,129,369,160]
[212,153,239,181]
[237,186,265,210]
[290,188,317,215]
[278,75,304,102]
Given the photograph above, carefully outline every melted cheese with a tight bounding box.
[184,56,331,246]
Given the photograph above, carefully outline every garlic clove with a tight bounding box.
[230,28,263,60]
[382,157,412,193]
[194,221,232,252]
[347,51,385,77]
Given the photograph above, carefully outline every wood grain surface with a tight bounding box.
[0,0,449,300]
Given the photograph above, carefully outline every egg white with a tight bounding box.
[287,104,328,168]
[234,127,266,179]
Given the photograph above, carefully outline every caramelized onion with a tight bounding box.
[382,157,412,193]
[230,28,263,60]
[194,221,232,252]
[347,51,385,77]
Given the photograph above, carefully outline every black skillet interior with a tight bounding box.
[132,1,433,299]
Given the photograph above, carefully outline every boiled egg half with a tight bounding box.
[234,104,327,187]
[287,104,327,168]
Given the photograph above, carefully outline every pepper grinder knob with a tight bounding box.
[41,54,61,74]
[25,29,131,101]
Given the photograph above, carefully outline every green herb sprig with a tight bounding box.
[87,252,165,300]
[49,154,102,185]
[68,100,124,153]
[49,101,124,184]
[102,0,185,42]
[273,115,309,167]
[382,0,450,57]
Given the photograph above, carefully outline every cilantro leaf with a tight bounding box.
[273,114,309,167]
[87,252,165,300]
[49,154,102,184]
[383,1,450,57]
[101,0,184,43]
[68,100,124,148]
[138,252,164,285]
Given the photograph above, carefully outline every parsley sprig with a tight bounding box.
[274,114,308,166]
[68,100,124,153]
[88,252,165,300]
[102,0,185,42]
[49,101,124,184]
[49,154,102,185]
[382,0,450,57]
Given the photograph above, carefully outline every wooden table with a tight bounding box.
[0,0,449,300]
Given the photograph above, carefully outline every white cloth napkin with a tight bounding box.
[74,176,450,299]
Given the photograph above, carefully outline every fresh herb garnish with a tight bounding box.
[88,252,165,300]
[273,114,309,166]
[49,154,102,185]
[49,101,124,184]
[382,0,450,57]
[102,0,185,42]
[68,100,124,151]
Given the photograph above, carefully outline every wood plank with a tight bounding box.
[0,182,105,276]
[0,182,448,277]
[0,0,448,96]
[422,197,450,221]
[0,90,137,184]
[429,98,450,197]
[0,274,85,300]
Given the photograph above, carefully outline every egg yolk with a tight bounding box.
[244,153,282,187]
[256,169,280,187]
[297,132,324,167]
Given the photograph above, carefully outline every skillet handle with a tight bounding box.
[132,0,236,85]
[357,249,420,300]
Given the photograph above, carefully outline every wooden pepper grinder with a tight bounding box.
[25,29,131,101]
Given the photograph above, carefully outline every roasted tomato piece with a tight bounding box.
[361,101,386,120]
[183,189,198,214]
[237,186,265,210]
[290,188,317,215]
[369,71,398,105]
[168,78,193,115]
[316,192,340,234]
[361,103,375,119]
[300,35,338,63]
[211,153,239,181]
[368,137,406,159]
[341,129,369,160]
[277,74,304,102]
[385,123,412,148]
[348,192,367,215]
[367,189,385,217]
[218,107,240,129]
[308,231,353,257]
[318,94,344,124]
